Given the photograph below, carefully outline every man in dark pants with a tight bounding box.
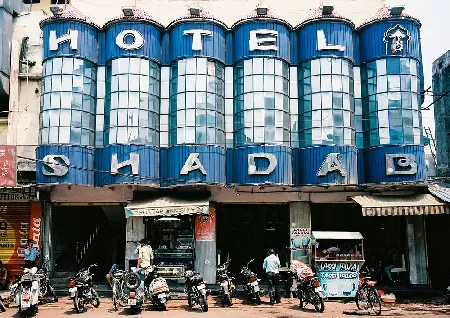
[263,249,281,305]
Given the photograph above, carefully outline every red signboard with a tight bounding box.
[195,208,216,241]
[0,146,16,186]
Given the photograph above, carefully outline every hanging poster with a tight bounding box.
[195,208,216,241]
[0,146,16,186]
[290,227,312,263]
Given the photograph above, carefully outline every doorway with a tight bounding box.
[216,204,290,276]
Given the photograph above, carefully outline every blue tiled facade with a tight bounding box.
[37,10,425,187]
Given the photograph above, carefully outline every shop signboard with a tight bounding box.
[195,208,216,241]
[315,261,361,298]
[0,146,16,186]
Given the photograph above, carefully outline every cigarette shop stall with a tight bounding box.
[125,198,211,280]
[311,231,365,298]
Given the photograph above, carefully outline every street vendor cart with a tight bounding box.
[311,231,365,298]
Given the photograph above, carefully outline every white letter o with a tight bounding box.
[116,30,144,51]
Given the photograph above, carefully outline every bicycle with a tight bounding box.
[356,269,382,316]
[111,270,125,311]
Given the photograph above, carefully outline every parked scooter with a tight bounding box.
[122,269,145,313]
[16,267,40,314]
[4,275,20,307]
[216,259,236,306]
[68,264,100,313]
[37,259,58,302]
[184,270,208,312]
[145,266,170,311]
[239,259,262,305]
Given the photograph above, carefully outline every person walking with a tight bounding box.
[24,239,39,268]
[263,249,281,305]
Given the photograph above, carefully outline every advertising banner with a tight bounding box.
[195,208,216,241]
[0,146,16,186]
[0,204,31,275]
[315,261,361,298]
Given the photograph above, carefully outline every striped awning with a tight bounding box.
[352,194,450,216]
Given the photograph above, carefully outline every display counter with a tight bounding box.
[311,231,365,298]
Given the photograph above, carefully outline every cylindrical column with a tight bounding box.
[230,19,292,184]
[38,20,98,185]
[296,18,357,185]
[359,15,425,182]
[164,20,227,185]
[96,20,163,186]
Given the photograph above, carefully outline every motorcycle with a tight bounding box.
[4,275,20,307]
[16,267,40,314]
[0,296,5,312]
[185,270,208,312]
[297,273,325,312]
[216,259,236,307]
[121,268,145,313]
[37,259,58,302]
[239,259,262,305]
[145,266,170,311]
[68,264,100,313]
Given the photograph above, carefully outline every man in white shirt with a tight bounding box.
[137,239,154,270]
[263,249,281,305]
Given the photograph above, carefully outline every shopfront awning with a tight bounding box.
[352,194,450,216]
[125,197,209,218]
[312,231,363,240]
[428,184,450,203]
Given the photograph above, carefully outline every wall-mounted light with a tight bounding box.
[122,7,134,17]
[50,6,62,16]
[189,8,201,16]
[322,5,334,15]
[256,7,268,16]
[390,6,405,16]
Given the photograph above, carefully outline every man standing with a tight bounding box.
[137,239,154,287]
[24,239,39,268]
[263,249,281,305]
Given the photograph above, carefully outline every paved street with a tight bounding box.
[3,295,450,317]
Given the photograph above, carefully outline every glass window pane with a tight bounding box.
[118,58,129,74]
[49,127,59,143]
[129,58,140,74]
[52,58,62,74]
[376,59,386,75]
[186,59,196,74]
[388,75,401,90]
[320,59,331,74]
[196,75,207,91]
[197,58,207,74]
[311,59,320,75]
[311,76,320,93]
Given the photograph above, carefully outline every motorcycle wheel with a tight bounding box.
[356,288,368,310]
[255,291,262,305]
[187,294,195,309]
[225,294,232,307]
[160,302,167,311]
[199,294,209,312]
[73,293,85,313]
[91,289,100,308]
[230,282,237,298]
[369,287,381,316]
[39,283,48,298]
[0,299,5,312]
[313,293,325,313]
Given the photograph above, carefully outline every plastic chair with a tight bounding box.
[390,254,406,281]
